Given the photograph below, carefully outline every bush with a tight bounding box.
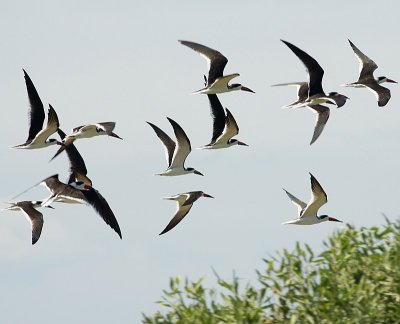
[143,219,400,323]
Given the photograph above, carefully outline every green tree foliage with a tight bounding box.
[143,220,400,323]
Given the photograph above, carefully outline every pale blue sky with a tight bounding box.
[1,1,400,322]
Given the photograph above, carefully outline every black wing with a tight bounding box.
[81,189,122,239]
[159,204,193,235]
[19,203,44,245]
[23,70,45,141]
[207,95,226,144]
[281,40,325,96]
[147,121,176,168]
[364,83,391,107]
[57,128,92,186]
[179,40,228,85]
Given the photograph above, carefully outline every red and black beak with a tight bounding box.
[241,86,255,93]
[202,193,214,198]
[328,217,342,223]
[386,79,397,83]
[110,132,123,140]
[237,141,249,146]
[194,170,204,176]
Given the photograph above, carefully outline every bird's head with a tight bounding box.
[319,215,342,223]
[229,139,249,146]
[32,201,55,209]
[187,168,204,176]
[47,138,63,146]
[228,83,255,93]
[70,181,92,190]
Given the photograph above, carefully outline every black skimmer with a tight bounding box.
[272,82,332,145]
[51,122,122,160]
[39,174,122,238]
[1,201,54,245]
[281,40,349,108]
[146,117,203,176]
[12,70,62,149]
[342,39,397,107]
[200,94,248,149]
[272,82,349,108]
[159,191,214,235]
[179,40,255,94]
[282,173,342,225]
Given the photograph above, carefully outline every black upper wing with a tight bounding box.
[23,70,45,141]
[81,189,122,239]
[281,40,325,96]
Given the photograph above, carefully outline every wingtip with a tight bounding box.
[347,39,356,48]
[50,147,65,161]
[280,39,290,46]
[166,116,178,126]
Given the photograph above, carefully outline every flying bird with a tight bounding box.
[280,40,348,108]
[179,40,255,94]
[1,201,54,245]
[342,39,397,107]
[200,94,248,149]
[159,191,214,235]
[12,70,62,149]
[282,173,342,225]
[271,82,333,145]
[20,174,122,239]
[272,82,349,108]
[51,122,122,160]
[147,117,203,176]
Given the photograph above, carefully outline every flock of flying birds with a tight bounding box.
[2,38,397,244]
